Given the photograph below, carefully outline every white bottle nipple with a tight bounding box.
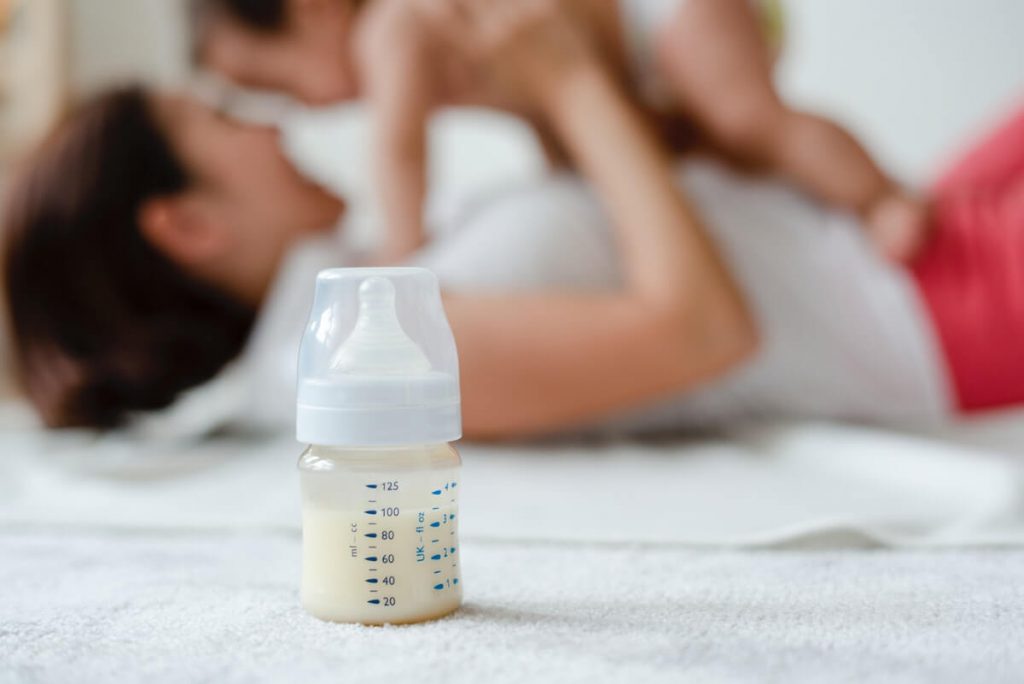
[330,277,432,376]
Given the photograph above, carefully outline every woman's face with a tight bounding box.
[163,94,343,237]
[153,95,344,300]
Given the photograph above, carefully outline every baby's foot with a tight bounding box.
[864,193,931,263]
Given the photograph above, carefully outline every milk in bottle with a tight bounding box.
[296,270,463,625]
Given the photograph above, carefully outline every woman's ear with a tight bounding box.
[138,196,230,267]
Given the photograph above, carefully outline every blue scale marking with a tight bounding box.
[366,484,378,489]
[366,579,378,584]
[367,599,381,605]
[365,533,377,538]
[434,584,444,591]
[364,510,377,515]
[431,554,441,560]
[430,522,440,528]
[365,556,378,562]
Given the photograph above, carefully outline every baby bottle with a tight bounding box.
[296,268,463,625]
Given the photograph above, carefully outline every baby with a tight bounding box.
[192,0,926,262]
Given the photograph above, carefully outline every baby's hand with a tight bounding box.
[864,192,931,263]
[411,0,594,103]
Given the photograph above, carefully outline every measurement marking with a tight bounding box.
[368,599,381,605]
[366,579,378,584]
[434,584,444,590]
[432,506,439,511]
[368,499,377,503]
[432,539,439,543]
[369,589,378,593]
[369,545,377,549]
[369,569,378,572]
[431,489,442,496]
[365,533,377,538]
[366,484,378,489]
[453,578,459,585]
[368,522,377,526]
[364,510,377,516]
[365,556,378,562]
[430,522,440,528]
[431,554,441,560]
[434,570,441,575]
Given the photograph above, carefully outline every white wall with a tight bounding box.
[777,0,1024,182]
[67,0,188,96]
[0,0,67,157]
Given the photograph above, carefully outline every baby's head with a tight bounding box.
[192,0,364,105]
[2,87,343,428]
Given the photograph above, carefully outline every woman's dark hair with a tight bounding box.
[1,87,256,429]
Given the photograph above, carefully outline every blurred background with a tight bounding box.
[2,0,1024,400]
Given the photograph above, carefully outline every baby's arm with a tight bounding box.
[656,0,926,260]
[357,7,437,263]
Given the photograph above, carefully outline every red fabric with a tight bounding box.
[912,104,1024,411]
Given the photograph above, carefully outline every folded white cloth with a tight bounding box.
[3,415,1023,548]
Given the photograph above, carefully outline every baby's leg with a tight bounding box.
[656,0,892,212]
[655,0,930,255]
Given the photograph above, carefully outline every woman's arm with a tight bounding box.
[357,5,435,262]
[427,0,758,438]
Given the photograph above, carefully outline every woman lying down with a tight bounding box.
[3,2,1024,439]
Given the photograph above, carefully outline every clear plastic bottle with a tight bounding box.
[296,269,462,625]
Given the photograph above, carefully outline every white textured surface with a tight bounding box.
[2,531,1023,684]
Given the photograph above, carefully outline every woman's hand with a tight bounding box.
[411,0,596,106]
[864,191,932,263]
